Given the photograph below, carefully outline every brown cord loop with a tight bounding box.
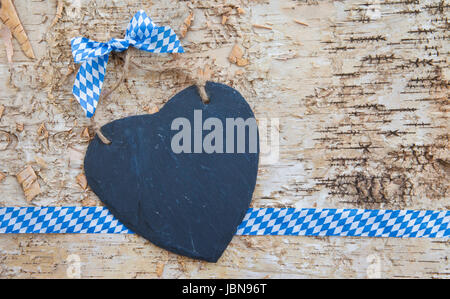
[91,117,111,144]
[94,49,211,144]
[95,128,111,145]
[100,49,132,102]
[195,79,209,104]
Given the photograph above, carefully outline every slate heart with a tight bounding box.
[84,82,259,262]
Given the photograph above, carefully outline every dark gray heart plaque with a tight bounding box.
[84,82,259,262]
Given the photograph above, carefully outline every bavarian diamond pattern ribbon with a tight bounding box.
[71,10,184,118]
[238,208,449,237]
[0,207,448,238]
[0,207,131,234]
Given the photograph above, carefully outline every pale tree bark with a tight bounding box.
[0,0,448,278]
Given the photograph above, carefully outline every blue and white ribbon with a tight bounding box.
[71,10,184,118]
[0,207,448,238]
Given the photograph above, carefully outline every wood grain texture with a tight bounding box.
[0,0,448,278]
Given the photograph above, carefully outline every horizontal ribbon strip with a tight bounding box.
[0,207,448,238]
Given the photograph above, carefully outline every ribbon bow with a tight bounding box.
[71,10,184,118]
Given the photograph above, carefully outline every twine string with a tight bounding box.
[93,49,210,144]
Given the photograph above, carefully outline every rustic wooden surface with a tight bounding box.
[0,0,448,278]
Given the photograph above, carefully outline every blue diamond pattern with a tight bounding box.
[71,10,184,118]
[1,207,447,237]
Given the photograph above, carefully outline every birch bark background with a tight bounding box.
[0,0,448,278]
